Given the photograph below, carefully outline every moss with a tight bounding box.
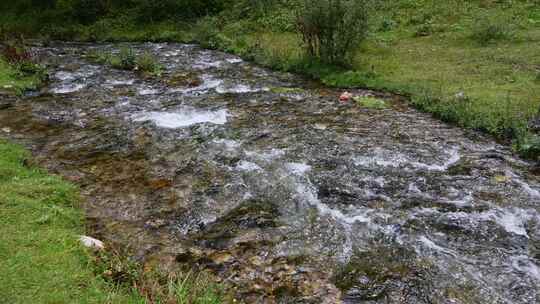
[354,96,388,109]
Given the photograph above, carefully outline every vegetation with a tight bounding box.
[296,0,369,65]
[88,47,162,76]
[0,41,47,94]
[0,139,223,303]
[354,96,387,109]
[0,0,538,151]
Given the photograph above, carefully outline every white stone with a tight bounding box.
[79,235,105,250]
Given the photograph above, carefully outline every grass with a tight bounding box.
[0,140,145,303]
[87,47,163,76]
[0,58,44,94]
[354,96,388,109]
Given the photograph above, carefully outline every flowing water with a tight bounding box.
[1,42,539,303]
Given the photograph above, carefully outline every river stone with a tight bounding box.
[79,235,105,250]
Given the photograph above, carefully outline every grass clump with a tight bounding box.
[88,47,162,76]
[135,52,162,76]
[354,96,387,109]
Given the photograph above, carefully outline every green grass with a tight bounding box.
[0,59,44,94]
[354,96,388,109]
[0,140,145,303]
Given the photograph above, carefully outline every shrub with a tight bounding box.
[295,0,369,65]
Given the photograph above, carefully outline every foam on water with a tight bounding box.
[132,107,229,128]
[138,88,160,95]
[55,71,76,81]
[354,147,461,172]
[476,208,533,237]
[418,236,457,256]
[172,75,223,94]
[51,83,86,94]
[213,139,241,151]
[106,79,135,86]
[286,163,312,175]
[511,255,540,281]
[245,149,286,161]
[216,83,269,94]
[226,58,243,64]
[236,161,262,172]
[193,54,223,69]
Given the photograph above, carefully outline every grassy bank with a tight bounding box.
[0,140,144,303]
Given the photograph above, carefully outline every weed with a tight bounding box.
[135,51,162,76]
[354,96,387,109]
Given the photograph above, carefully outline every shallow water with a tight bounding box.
[1,42,539,303]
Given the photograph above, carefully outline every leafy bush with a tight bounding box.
[516,133,540,160]
[295,0,369,65]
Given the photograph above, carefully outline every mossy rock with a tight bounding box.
[334,245,435,302]
[197,199,280,249]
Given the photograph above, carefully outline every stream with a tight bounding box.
[1,42,539,303]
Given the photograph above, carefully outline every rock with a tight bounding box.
[79,235,105,250]
[1,127,11,133]
[339,92,353,102]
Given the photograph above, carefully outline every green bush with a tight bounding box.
[295,0,369,65]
